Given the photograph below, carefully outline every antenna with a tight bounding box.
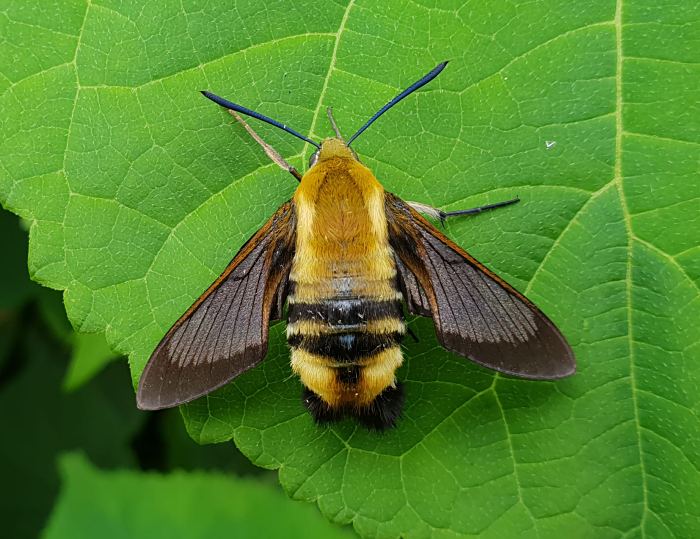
[347,61,448,146]
[326,107,343,140]
[201,91,320,149]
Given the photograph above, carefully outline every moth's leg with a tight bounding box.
[407,198,520,225]
[228,110,302,182]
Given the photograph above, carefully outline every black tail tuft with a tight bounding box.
[302,384,405,431]
[352,384,405,431]
[302,387,343,424]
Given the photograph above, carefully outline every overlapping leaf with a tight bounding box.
[43,453,351,538]
[1,1,698,537]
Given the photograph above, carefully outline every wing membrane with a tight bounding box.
[137,201,296,409]
[386,193,575,379]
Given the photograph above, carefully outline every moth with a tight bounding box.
[137,62,575,429]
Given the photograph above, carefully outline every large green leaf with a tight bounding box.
[2,1,699,537]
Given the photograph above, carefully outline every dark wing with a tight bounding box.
[137,201,296,410]
[386,193,575,379]
[395,256,432,317]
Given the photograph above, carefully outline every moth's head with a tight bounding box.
[308,138,358,168]
[307,108,359,168]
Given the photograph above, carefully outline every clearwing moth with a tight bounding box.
[137,62,575,430]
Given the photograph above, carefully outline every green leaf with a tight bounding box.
[63,331,119,391]
[0,323,143,539]
[2,1,699,537]
[43,452,353,539]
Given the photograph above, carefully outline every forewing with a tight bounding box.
[386,193,575,379]
[137,201,296,409]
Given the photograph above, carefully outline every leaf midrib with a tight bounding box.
[614,0,650,534]
[303,0,356,155]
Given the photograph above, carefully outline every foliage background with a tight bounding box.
[1,0,699,538]
[0,210,351,538]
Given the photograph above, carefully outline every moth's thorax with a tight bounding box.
[292,156,393,299]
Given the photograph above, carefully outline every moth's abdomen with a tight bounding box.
[289,160,406,428]
[287,294,405,409]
